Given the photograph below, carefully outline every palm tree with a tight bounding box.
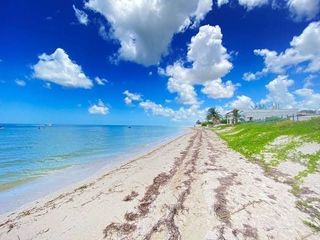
[232,108,240,124]
[207,107,221,124]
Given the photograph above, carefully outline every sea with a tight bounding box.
[0,125,184,214]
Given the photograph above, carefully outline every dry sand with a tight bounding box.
[0,128,319,240]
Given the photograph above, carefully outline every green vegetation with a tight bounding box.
[217,118,320,158]
[303,220,320,232]
[298,199,320,232]
[214,118,320,232]
[206,107,221,125]
[215,118,320,196]
[231,108,240,124]
[201,121,212,127]
[270,140,300,166]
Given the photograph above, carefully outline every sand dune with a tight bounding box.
[0,129,319,240]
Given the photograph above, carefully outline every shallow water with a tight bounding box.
[0,125,183,213]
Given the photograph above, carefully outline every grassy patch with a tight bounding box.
[216,118,320,158]
[215,118,320,195]
[303,220,320,232]
[292,151,320,194]
[270,140,301,166]
[214,118,320,232]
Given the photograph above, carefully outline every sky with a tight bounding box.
[0,0,319,125]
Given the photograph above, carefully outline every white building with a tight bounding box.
[226,109,299,125]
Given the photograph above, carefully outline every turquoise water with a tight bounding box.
[0,125,182,193]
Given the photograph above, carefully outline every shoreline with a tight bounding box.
[0,128,188,216]
[1,128,318,240]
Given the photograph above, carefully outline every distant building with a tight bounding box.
[298,110,320,121]
[298,110,316,116]
[226,109,299,125]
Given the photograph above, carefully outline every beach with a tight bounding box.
[0,128,319,240]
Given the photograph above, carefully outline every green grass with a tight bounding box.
[216,118,320,158]
[215,118,320,195]
[214,118,320,232]
[270,140,301,166]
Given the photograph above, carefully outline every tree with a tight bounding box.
[207,107,221,124]
[232,108,240,124]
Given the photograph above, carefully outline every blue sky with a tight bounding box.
[0,0,319,125]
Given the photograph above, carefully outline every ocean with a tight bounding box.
[0,125,183,213]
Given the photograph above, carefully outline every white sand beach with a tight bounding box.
[0,128,319,240]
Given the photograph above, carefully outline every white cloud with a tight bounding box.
[98,23,109,41]
[295,88,320,110]
[123,89,206,121]
[15,79,26,87]
[85,0,212,66]
[303,74,317,88]
[88,99,109,115]
[73,5,89,25]
[95,77,108,86]
[123,90,142,105]
[139,100,175,118]
[33,48,93,89]
[165,25,235,105]
[217,0,229,7]
[166,63,199,105]
[261,75,296,108]
[193,0,213,26]
[245,21,320,79]
[230,95,255,109]
[139,100,206,121]
[202,79,235,98]
[216,0,320,21]
[238,0,268,10]
[287,0,320,21]
[232,75,320,111]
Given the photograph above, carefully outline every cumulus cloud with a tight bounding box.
[230,74,320,112]
[33,48,93,89]
[15,79,26,87]
[202,79,235,99]
[234,75,320,111]
[98,23,109,41]
[287,0,320,21]
[295,88,320,110]
[73,5,89,25]
[216,0,320,21]
[123,90,206,121]
[230,95,255,109]
[85,0,212,66]
[260,75,296,108]
[217,0,229,7]
[123,90,142,105]
[165,25,235,105]
[238,0,268,10]
[88,99,109,115]
[303,74,317,88]
[243,71,263,81]
[244,21,320,80]
[139,100,207,121]
[95,77,108,86]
